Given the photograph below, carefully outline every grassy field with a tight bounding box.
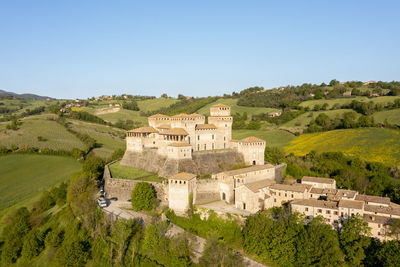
[196,98,279,117]
[232,129,296,148]
[285,128,400,166]
[67,119,126,159]
[373,109,400,126]
[283,109,359,128]
[137,98,179,112]
[87,107,148,124]
[0,114,84,151]
[299,96,400,109]
[0,154,81,212]
[0,99,57,118]
[109,161,163,182]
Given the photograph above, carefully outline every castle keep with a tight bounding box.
[124,104,265,166]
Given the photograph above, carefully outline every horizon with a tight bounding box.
[1,0,399,99]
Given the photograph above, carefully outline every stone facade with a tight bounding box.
[122,104,265,166]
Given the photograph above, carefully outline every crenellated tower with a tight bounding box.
[207,104,233,149]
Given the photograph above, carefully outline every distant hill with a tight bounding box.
[0,89,53,100]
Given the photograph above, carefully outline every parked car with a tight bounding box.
[97,198,108,208]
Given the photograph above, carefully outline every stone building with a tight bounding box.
[124,104,265,165]
[168,172,197,215]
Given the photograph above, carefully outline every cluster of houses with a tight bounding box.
[167,168,399,241]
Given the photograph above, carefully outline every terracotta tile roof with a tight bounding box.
[149,114,170,118]
[127,126,158,133]
[355,195,391,205]
[158,124,171,129]
[309,187,324,194]
[236,136,265,143]
[291,199,338,209]
[196,124,217,129]
[363,214,392,225]
[302,176,335,184]
[338,199,364,210]
[159,128,189,135]
[364,204,400,216]
[169,172,197,181]
[211,103,230,108]
[168,142,191,147]
[243,179,276,193]
[270,183,311,193]
[224,164,274,176]
[336,189,358,199]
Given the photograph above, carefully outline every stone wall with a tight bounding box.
[104,177,168,205]
[120,148,244,178]
[194,179,220,204]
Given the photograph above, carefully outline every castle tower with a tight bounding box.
[168,172,197,215]
[207,104,232,149]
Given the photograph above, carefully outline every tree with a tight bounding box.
[199,236,244,267]
[82,156,104,180]
[21,229,45,260]
[296,217,344,266]
[388,219,400,240]
[265,146,285,164]
[329,79,340,86]
[131,182,157,211]
[0,207,32,265]
[339,215,371,266]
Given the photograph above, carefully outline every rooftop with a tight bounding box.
[196,124,217,129]
[338,199,364,210]
[169,172,197,181]
[127,126,158,133]
[159,128,189,136]
[270,183,311,193]
[243,179,276,193]
[355,195,391,205]
[292,199,338,209]
[302,176,335,184]
[211,103,230,108]
[363,214,392,225]
[224,164,274,176]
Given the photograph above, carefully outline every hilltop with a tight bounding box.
[0,89,53,100]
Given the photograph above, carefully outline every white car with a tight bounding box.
[97,198,108,208]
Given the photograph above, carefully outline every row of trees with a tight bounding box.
[243,207,399,266]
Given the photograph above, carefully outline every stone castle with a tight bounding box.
[124,104,265,167]
[107,103,399,242]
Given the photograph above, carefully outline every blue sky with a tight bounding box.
[0,0,399,99]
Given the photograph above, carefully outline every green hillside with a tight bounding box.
[373,109,400,126]
[67,119,126,158]
[0,154,81,212]
[283,109,358,128]
[196,98,279,117]
[0,114,84,151]
[232,129,295,148]
[87,107,148,124]
[299,96,400,109]
[137,98,179,112]
[285,128,400,166]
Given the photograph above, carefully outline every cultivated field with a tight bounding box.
[87,107,148,124]
[0,154,81,212]
[67,119,126,158]
[373,109,400,126]
[109,161,162,182]
[285,128,400,166]
[299,96,400,109]
[137,98,179,112]
[0,98,57,118]
[196,98,279,117]
[0,114,84,151]
[283,109,359,128]
[232,129,295,148]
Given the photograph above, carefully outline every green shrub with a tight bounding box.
[131,182,157,211]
